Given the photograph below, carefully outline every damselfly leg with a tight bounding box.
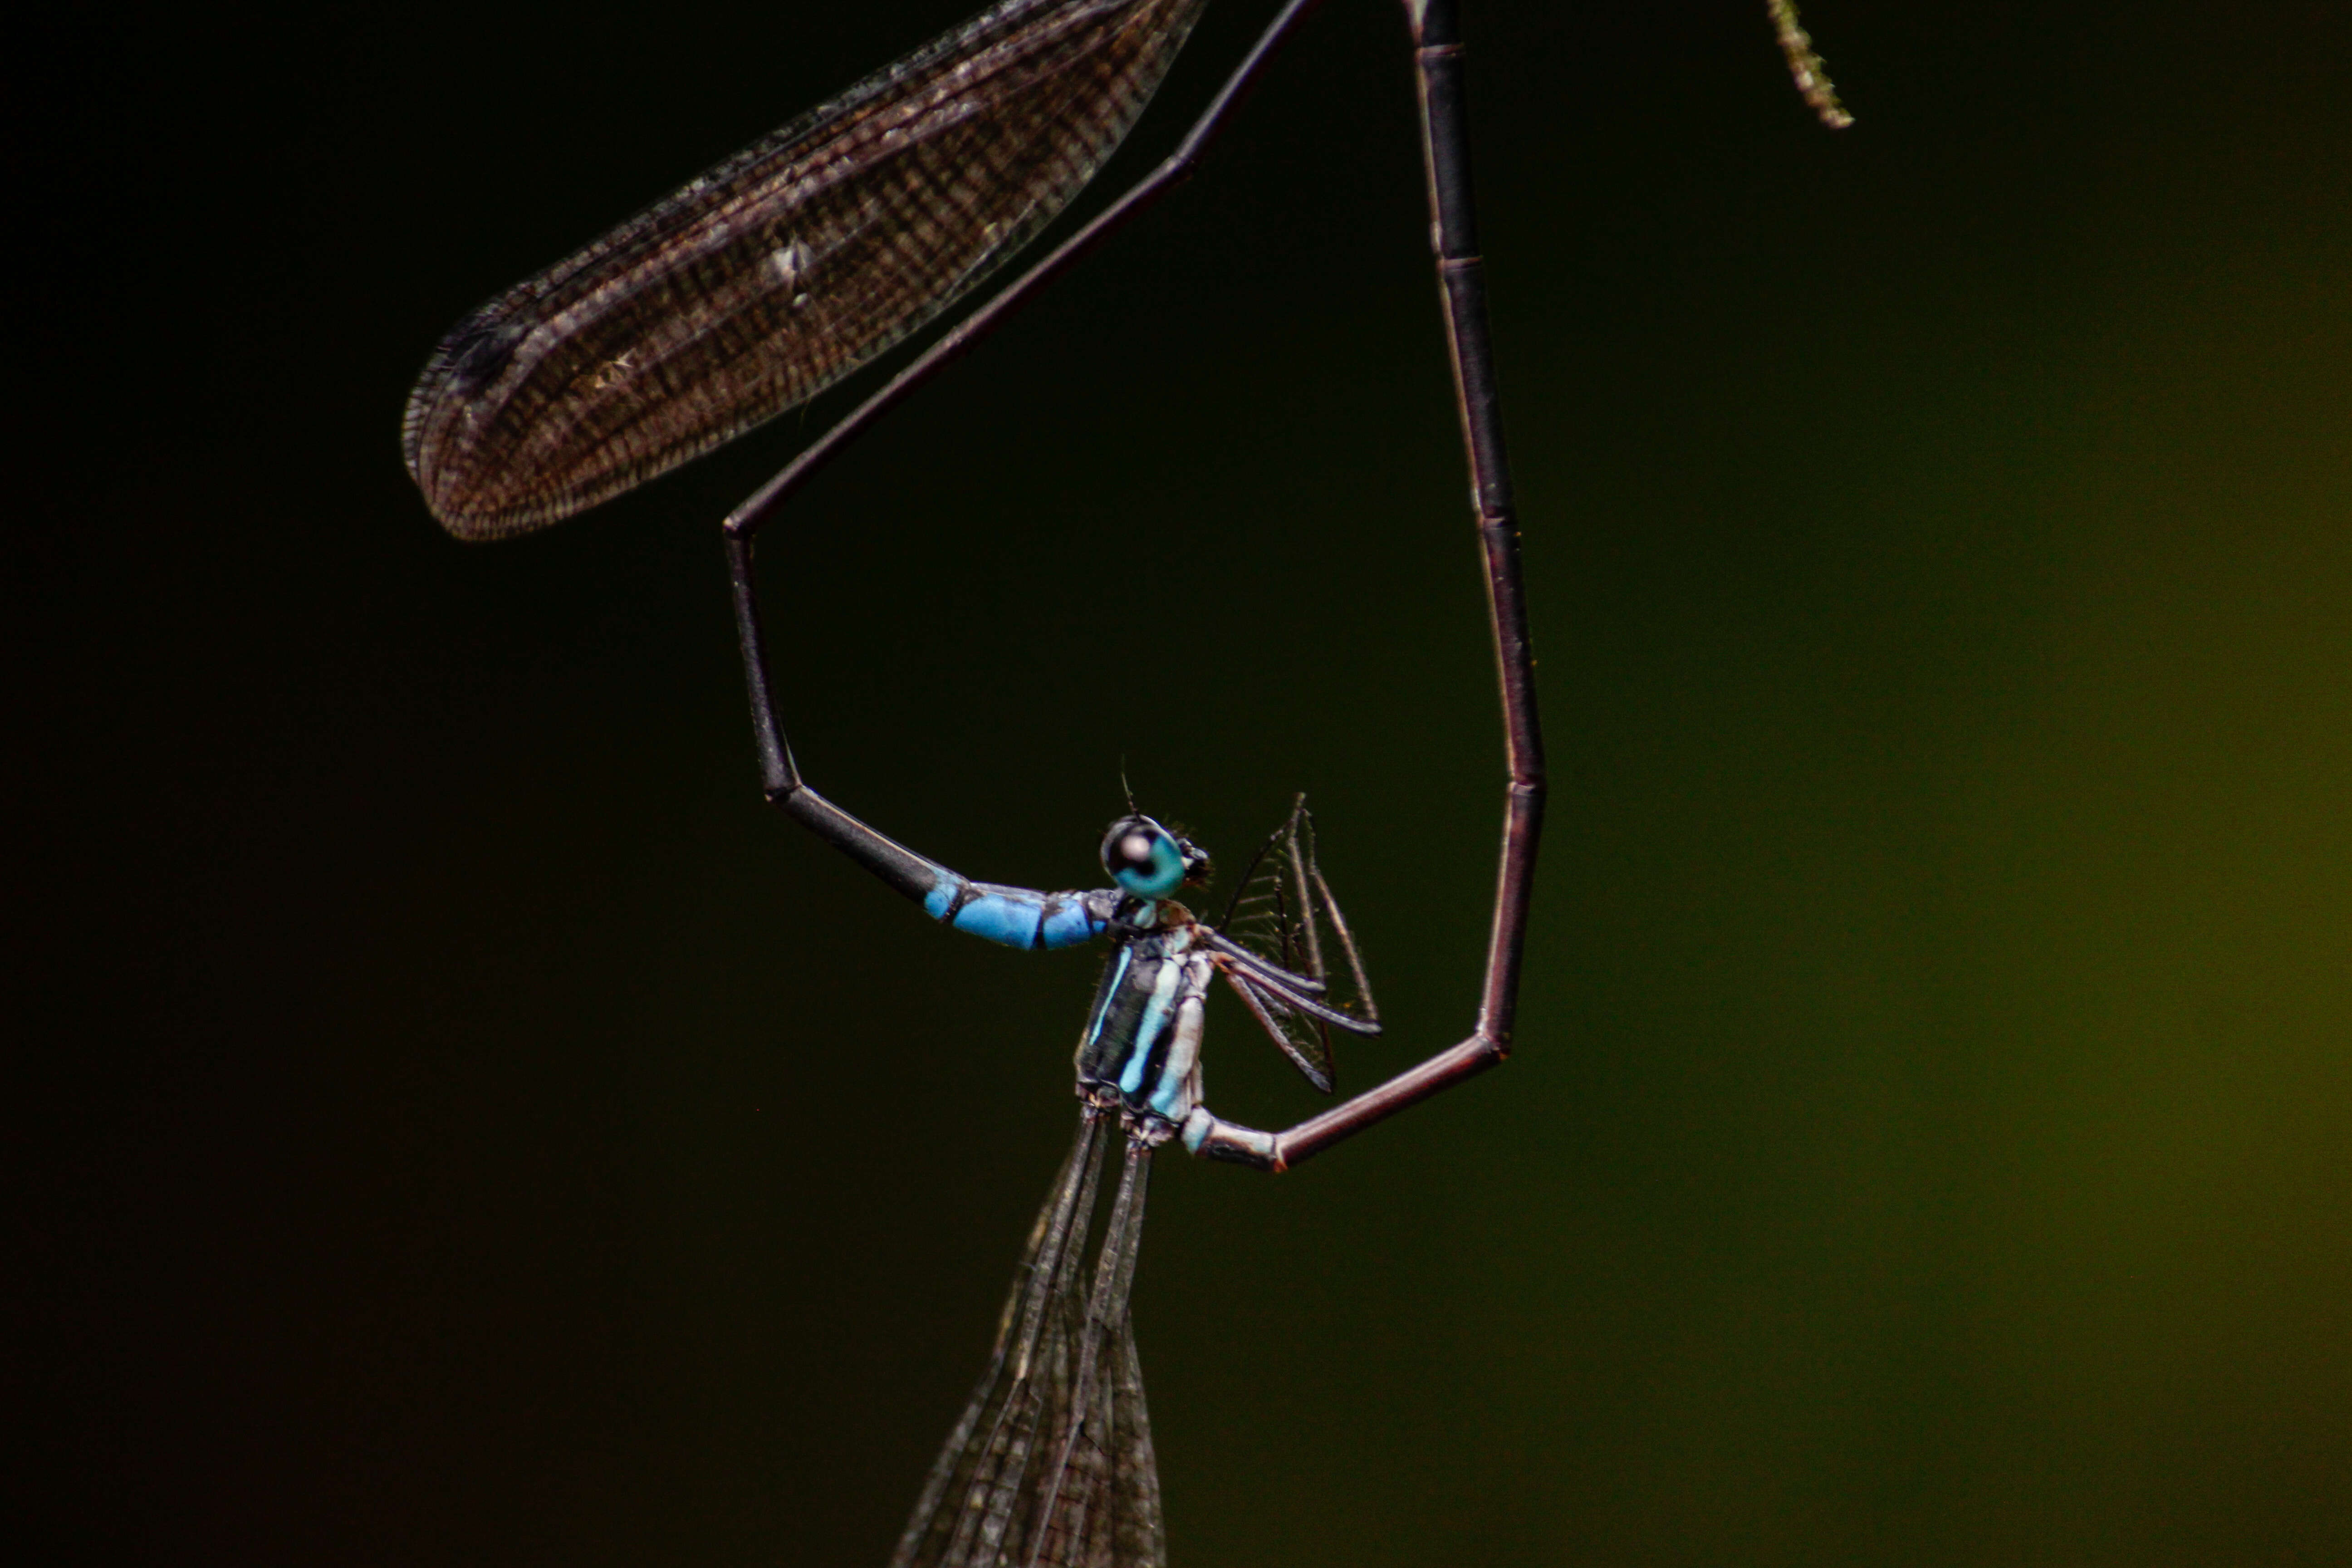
[405,2,1853,1561]
[721,0,1542,1170]
[410,1,1847,1156]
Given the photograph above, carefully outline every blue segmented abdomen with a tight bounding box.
[921,872,1110,950]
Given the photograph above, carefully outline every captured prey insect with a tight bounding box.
[402,0,1851,1561]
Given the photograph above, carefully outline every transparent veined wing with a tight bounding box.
[1210,795,1381,1093]
[406,0,1210,540]
[892,1117,1166,1568]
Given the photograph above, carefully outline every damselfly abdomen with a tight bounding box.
[404,1,1849,1560]
[890,800,1375,1567]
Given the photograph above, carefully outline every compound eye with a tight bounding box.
[1102,815,1186,899]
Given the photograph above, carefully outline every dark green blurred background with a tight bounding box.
[12,2,2348,1563]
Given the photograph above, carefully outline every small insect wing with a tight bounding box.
[1212,797,1379,1093]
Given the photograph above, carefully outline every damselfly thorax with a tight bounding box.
[404,0,1852,1561]
[1074,905,1213,1141]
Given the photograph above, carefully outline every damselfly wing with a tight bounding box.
[892,797,1377,1568]
[405,0,1210,540]
[402,3,1854,1563]
[892,1120,1163,1568]
[1210,796,1380,1093]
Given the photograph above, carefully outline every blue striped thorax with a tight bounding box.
[1074,902,1212,1141]
[915,809,1229,1140]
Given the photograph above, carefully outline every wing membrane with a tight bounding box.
[1023,1143,1158,1568]
[1213,796,1381,1093]
[406,0,1210,539]
[893,1117,1164,1568]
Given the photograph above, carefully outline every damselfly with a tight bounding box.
[403,1,1848,1561]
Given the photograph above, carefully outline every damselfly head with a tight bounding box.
[1102,815,1209,899]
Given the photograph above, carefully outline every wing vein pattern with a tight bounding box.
[892,1115,1166,1568]
[406,0,1210,539]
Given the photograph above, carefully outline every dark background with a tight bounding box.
[12,1,2349,1563]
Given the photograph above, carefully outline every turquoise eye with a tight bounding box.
[1102,816,1186,899]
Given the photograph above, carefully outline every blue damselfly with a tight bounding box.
[404,1,1847,1561]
